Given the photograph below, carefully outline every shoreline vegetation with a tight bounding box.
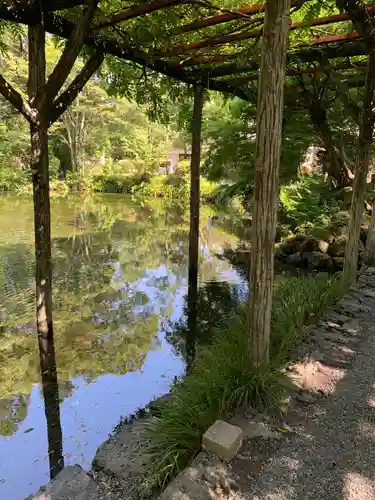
[101,273,347,492]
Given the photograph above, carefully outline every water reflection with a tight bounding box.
[166,280,246,365]
[0,195,244,499]
[38,334,64,479]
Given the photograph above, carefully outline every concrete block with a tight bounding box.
[202,420,243,461]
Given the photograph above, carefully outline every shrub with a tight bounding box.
[49,179,69,197]
[279,174,339,231]
[132,173,219,204]
[0,163,30,192]
[144,274,346,488]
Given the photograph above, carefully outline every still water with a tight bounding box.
[0,194,247,499]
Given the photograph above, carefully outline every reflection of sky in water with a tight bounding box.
[0,333,184,500]
[0,197,246,500]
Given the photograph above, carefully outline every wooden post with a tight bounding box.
[28,12,54,342]
[186,84,204,374]
[344,50,375,283]
[28,10,64,477]
[364,174,375,265]
[248,0,291,366]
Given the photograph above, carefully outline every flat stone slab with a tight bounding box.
[93,418,152,497]
[159,475,211,500]
[202,420,243,461]
[230,418,281,440]
[28,465,102,500]
[158,452,238,500]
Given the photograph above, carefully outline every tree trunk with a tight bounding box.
[186,84,204,374]
[31,124,54,337]
[309,100,352,187]
[344,50,375,283]
[248,0,290,366]
[29,14,64,477]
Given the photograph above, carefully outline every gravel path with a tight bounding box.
[240,295,375,499]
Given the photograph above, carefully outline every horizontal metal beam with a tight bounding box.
[0,5,251,101]
[155,6,375,59]
[95,0,183,29]
[219,61,368,83]
[180,3,265,33]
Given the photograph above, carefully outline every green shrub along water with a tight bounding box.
[144,274,347,488]
[1,159,220,204]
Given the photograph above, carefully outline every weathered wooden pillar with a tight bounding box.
[28,11,64,477]
[364,174,375,266]
[186,84,204,374]
[248,0,291,366]
[28,13,54,341]
[344,51,375,282]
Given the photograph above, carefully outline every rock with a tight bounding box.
[286,252,305,268]
[296,391,317,404]
[302,252,335,272]
[294,233,309,244]
[356,287,375,299]
[332,257,345,271]
[318,240,329,253]
[310,227,334,243]
[326,312,351,325]
[202,420,243,461]
[360,225,368,245]
[276,241,297,258]
[159,452,233,500]
[339,322,363,336]
[238,421,281,440]
[299,237,323,254]
[328,235,347,257]
[28,465,102,500]
[159,476,211,500]
[321,330,357,345]
[93,418,151,486]
[336,299,360,316]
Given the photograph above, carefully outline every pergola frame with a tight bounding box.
[0,0,373,98]
[1,0,374,483]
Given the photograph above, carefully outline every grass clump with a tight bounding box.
[144,274,347,488]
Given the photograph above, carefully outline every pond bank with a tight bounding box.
[30,270,354,499]
[90,268,373,500]
[158,267,375,500]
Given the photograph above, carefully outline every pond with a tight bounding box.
[0,194,248,500]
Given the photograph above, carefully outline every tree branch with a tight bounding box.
[95,0,182,29]
[336,0,375,45]
[0,73,34,122]
[330,74,361,124]
[48,51,104,125]
[37,0,98,109]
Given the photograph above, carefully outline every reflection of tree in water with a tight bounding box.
[0,198,193,414]
[0,395,30,436]
[165,280,243,364]
[0,196,245,436]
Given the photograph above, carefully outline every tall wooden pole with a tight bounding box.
[28,4,64,477]
[248,0,291,366]
[344,51,375,282]
[28,5,54,344]
[186,84,204,374]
